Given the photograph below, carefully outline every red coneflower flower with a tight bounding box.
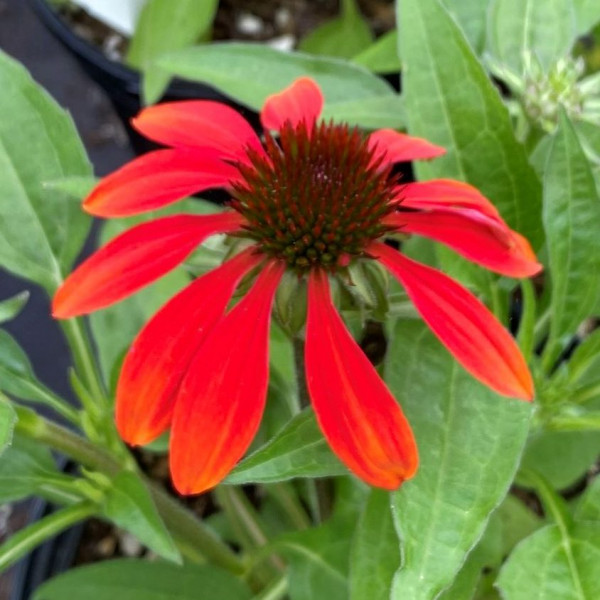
[53,78,541,494]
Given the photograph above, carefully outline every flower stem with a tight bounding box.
[266,483,311,530]
[13,407,245,575]
[517,278,536,363]
[252,575,288,600]
[292,336,309,409]
[0,501,95,573]
[13,388,80,425]
[215,487,285,574]
[292,337,329,523]
[60,318,106,403]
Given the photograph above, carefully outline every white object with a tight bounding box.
[268,34,295,52]
[69,0,147,36]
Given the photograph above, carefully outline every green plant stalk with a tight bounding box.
[487,276,508,325]
[292,336,330,523]
[60,318,107,404]
[13,407,245,575]
[266,483,311,530]
[215,487,285,576]
[292,336,309,410]
[0,501,95,573]
[570,382,600,405]
[13,387,79,425]
[253,575,288,600]
[547,412,600,431]
[517,278,536,363]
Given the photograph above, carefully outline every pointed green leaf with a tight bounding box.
[487,0,576,74]
[573,0,600,34]
[385,322,531,600]
[322,95,405,131]
[299,0,373,59]
[349,489,399,600]
[0,330,67,408]
[575,476,600,522]
[276,479,364,600]
[0,51,91,292]
[0,291,29,325]
[227,408,347,485]
[567,329,600,384]
[398,0,543,249]
[127,0,219,104]
[33,559,252,600]
[442,0,492,53]
[158,42,395,120]
[0,435,72,503]
[543,112,600,361]
[0,394,16,457]
[102,471,180,563]
[497,523,600,599]
[520,429,600,490]
[352,30,401,74]
[42,176,97,199]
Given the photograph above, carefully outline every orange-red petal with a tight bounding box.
[261,77,324,132]
[385,209,542,278]
[83,149,242,217]
[371,242,534,400]
[169,260,285,495]
[397,179,502,220]
[131,100,263,161]
[52,212,244,318]
[305,270,418,489]
[116,247,263,446]
[368,129,446,165]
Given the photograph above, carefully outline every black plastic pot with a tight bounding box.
[9,500,84,600]
[28,0,259,155]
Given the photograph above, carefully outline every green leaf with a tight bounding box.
[227,408,346,485]
[520,429,600,490]
[574,0,600,34]
[299,0,373,59]
[567,329,600,384]
[127,0,219,104]
[497,523,600,599]
[158,42,395,114]
[442,0,492,53]
[0,394,16,457]
[352,30,401,73]
[33,559,252,600]
[575,476,600,522]
[495,494,542,555]
[385,322,532,600]
[102,471,180,563]
[0,330,66,407]
[0,50,92,292]
[321,94,405,131]
[438,508,503,600]
[398,0,543,250]
[277,479,364,600]
[0,291,29,325]
[0,434,72,503]
[487,0,576,75]
[42,175,97,199]
[542,111,600,363]
[349,489,399,600]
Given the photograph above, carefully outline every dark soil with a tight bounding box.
[57,0,395,63]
